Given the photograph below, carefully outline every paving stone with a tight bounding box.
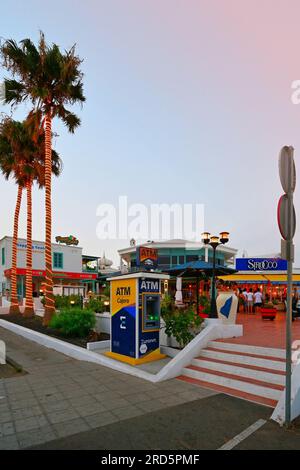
[0,421,15,437]
[14,414,48,433]
[17,425,57,449]
[46,408,80,424]
[0,434,20,450]
[53,418,90,438]
[74,402,106,417]
[83,411,118,429]
[0,411,12,423]
[12,405,43,421]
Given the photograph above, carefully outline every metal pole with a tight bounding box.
[210,246,217,318]
[285,187,293,426]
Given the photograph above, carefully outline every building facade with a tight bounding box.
[0,236,98,299]
[118,239,237,271]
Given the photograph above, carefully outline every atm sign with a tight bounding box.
[137,247,158,268]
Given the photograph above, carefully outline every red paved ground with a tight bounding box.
[219,312,300,349]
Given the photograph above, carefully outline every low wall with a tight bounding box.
[272,352,300,424]
[95,312,110,334]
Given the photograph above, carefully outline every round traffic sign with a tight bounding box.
[279,146,296,193]
[277,194,296,240]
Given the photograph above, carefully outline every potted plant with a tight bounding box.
[260,302,277,320]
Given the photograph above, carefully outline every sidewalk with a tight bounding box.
[30,394,300,450]
[0,327,216,449]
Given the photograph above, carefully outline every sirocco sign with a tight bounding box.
[236,258,287,271]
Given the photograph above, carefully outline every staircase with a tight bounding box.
[177,341,286,408]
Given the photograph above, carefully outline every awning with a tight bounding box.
[218,273,300,284]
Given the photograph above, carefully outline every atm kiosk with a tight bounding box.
[106,272,169,365]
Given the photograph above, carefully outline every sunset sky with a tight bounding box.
[1,0,300,265]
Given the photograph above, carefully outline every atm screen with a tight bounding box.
[143,294,160,330]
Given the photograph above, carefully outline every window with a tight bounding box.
[179,255,184,264]
[186,255,198,263]
[158,256,170,267]
[53,252,63,269]
[1,247,5,265]
[171,256,177,265]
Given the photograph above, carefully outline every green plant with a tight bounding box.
[49,308,96,338]
[85,297,105,313]
[263,302,275,310]
[53,295,82,309]
[164,306,203,348]
[102,284,110,298]
[161,294,174,318]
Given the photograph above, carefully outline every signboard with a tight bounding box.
[111,278,136,358]
[279,146,296,193]
[136,247,158,269]
[55,235,79,246]
[277,194,296,241]
[236,258,288,271]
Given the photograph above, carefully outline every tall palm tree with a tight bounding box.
[0,117,62,317]
[1,33,85,325]
[0,118,27,314]
[23,120,62,317]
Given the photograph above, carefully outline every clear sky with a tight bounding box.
[0,0,300,266]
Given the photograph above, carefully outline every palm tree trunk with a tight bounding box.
[9,185,22,315]
[43,112,55,325]
[23,179,34,317]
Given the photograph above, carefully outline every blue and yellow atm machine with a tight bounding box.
[106,272,169,365]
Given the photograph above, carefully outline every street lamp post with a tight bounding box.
[201,231,230,318]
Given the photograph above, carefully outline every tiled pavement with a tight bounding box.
[0,327,217,449]
[219,312,300,348]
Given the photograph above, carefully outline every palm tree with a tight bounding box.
[23,120,62,317]
[0,118,27,314]
[0,117,62,317]
[1,33,85,325]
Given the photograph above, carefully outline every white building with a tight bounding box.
[0,236,98,299]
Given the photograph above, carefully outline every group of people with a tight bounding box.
[239,288,263,314]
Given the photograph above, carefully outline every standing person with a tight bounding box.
[246,288,254,314]
[242,288,248,313]
[253,288,263,313]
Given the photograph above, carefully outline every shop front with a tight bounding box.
[218,257,300,308]
[4,268,98,299]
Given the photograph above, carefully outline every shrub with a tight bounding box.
[161,294,174,317]
[164,306,203,348]
[85,297,105,313]
[50,308,96,338]
[46,295,83,309]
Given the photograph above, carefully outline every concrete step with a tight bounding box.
[177,375,278,408]
[208,341,285,359]
[191,358,285,386]
[182,365,282,401]
[199,348,286,372]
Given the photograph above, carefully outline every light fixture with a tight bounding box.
[201,232,211,244]
[219,231,230,244]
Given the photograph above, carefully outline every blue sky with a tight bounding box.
[0,0,299,265]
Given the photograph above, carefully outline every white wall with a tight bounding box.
[0,236,83,292]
